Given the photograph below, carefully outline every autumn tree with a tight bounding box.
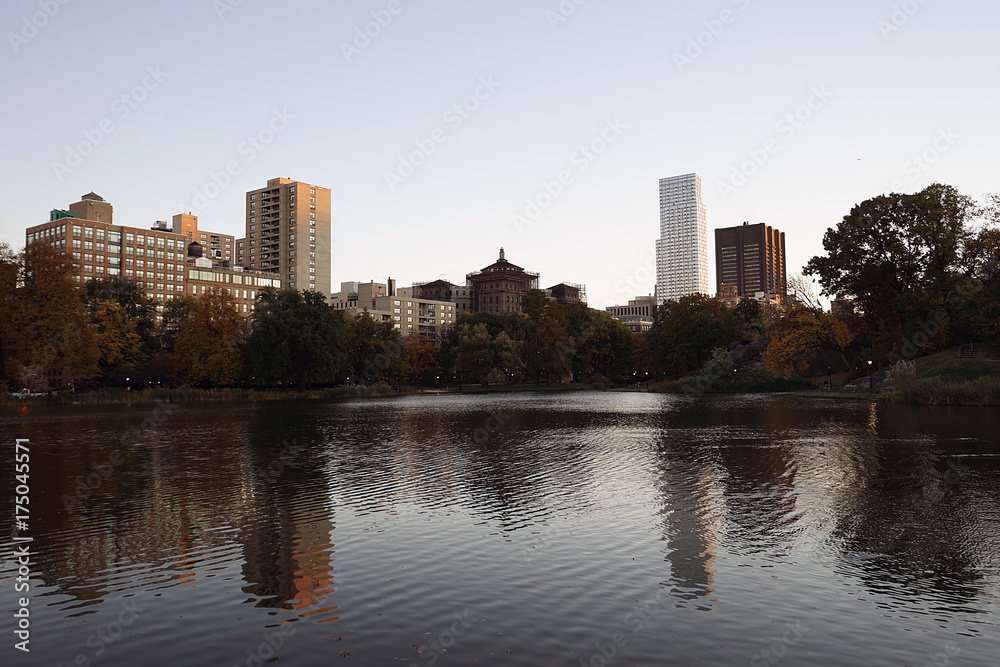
[158,294,199,352]
[403,337,442,385]
[763,306,855,377]
[0,243,18,387]
[174,290,248,387]
[92,300,146,380]
[7,243,99,388]
[83,276,155,347]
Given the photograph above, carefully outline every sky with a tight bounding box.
[1,0,997,309]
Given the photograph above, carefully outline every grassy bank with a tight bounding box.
[437,382,595,394]
[1,384,408,406]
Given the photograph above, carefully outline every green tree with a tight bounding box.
[522,293,572,383]
[455,322,523,385]
[247,289,348,390]
[174,290,248,387]
[346,312,405,385]
[805,184,974,347]
[571,309,634,382]
[735,297,761,333]
[648,295,740,377]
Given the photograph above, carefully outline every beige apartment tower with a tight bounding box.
[237,177,332,297]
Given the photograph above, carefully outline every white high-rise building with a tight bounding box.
[656,173,709,303]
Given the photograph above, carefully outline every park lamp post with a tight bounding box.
[867,360,873,393]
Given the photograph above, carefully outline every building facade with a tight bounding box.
[185,247,281,317]
[27,194,189,313]
[715,222,786,303]
[26,193,243,316]
[467,248,539,314]
[236,177,332,297]
[607,295,658,333]
[170,213,234,263]
[656,173,710,303]
[330,281,457,339]
[411,279,474,315]
[546,283,587,307]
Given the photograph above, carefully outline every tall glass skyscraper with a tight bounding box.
[656,173,709,303]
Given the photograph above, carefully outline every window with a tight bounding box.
[84,227,94,239]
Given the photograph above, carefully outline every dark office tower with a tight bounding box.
[715,222,786,300]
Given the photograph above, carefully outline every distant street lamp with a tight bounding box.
[867,360,873,394]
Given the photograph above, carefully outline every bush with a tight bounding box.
[892,375,1000,406]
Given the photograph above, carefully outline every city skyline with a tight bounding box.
[2,1,997,309]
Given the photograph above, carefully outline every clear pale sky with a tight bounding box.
[2,0,997,308]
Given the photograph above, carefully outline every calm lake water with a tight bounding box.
[1,392,999,666]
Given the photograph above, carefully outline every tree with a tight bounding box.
[247,289,348,390]
[346,312,405,385]
[522,293,572,383]
[174,290,248,387]
[92,299,146,379]
[83,276,155,348]
[571,309,634,382]
[805,184,974,344]
[7,243,99,387]
[455,322,523,385]
[0,243,18,387]
[763,306,855,377]
[404,337,441,385]
[735,297,761,333]
[648,295,740,376]
[158,294,199,352]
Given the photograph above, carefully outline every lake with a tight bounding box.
[2,392,999,666]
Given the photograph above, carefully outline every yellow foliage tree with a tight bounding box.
[763,306,854,377]
[174,290,248,386]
